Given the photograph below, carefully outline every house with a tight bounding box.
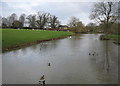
[58,25,69,31]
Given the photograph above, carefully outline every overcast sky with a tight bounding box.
[3,0,118,25]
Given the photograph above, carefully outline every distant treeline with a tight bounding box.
[0,10,119,34]
[0,12,60,30]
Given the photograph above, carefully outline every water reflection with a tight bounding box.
[2,34,118,84]
[105,41,109,72]
[89,40,118,84]
[39,40,59,52]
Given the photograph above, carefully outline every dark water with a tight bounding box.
[2,34,118,84]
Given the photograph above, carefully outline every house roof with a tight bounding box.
[58,25,69,27]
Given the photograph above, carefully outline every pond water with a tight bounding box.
[2,34,118,84]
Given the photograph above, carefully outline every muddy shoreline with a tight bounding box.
[2,35,72,53]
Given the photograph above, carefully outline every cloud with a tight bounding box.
[2,0,119,2]
[37,2,94,25]
[1,1,95,25]
[5,2,38,15]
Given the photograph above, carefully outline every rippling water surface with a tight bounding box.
[2,34,118,84]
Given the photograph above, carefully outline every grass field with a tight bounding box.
[2,29,73,48]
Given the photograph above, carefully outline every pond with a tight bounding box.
[2,34,118,84]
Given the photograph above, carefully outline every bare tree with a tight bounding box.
[2,17,8,28]
[19,14,26,28]
[86,23,97,32]
[7,13,17,27]
[12,20,22,29]
[118,2,120,23]
[27,14,36,29]
[76,21,85,32]
[90,2,118,33]
[68,16,80,27]
[68,16,85,33]
[49,15,60,29]
[36,12,50,29]
[0,16,2,28]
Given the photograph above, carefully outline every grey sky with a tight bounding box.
[1,1,95,25]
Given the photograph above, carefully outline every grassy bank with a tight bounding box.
[107,35,120,39]
[100,34,120,41]
[2,29,73,50]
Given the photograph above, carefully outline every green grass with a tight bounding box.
[107,35,120,38]
[2,29,73,48]
[100,34,120,40]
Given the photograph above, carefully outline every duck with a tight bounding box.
[39,75,45,85]
[89,53,91,55]
[40,75,45,80]
[48,63,51,66]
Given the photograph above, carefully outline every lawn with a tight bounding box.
[2,29,73,48]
